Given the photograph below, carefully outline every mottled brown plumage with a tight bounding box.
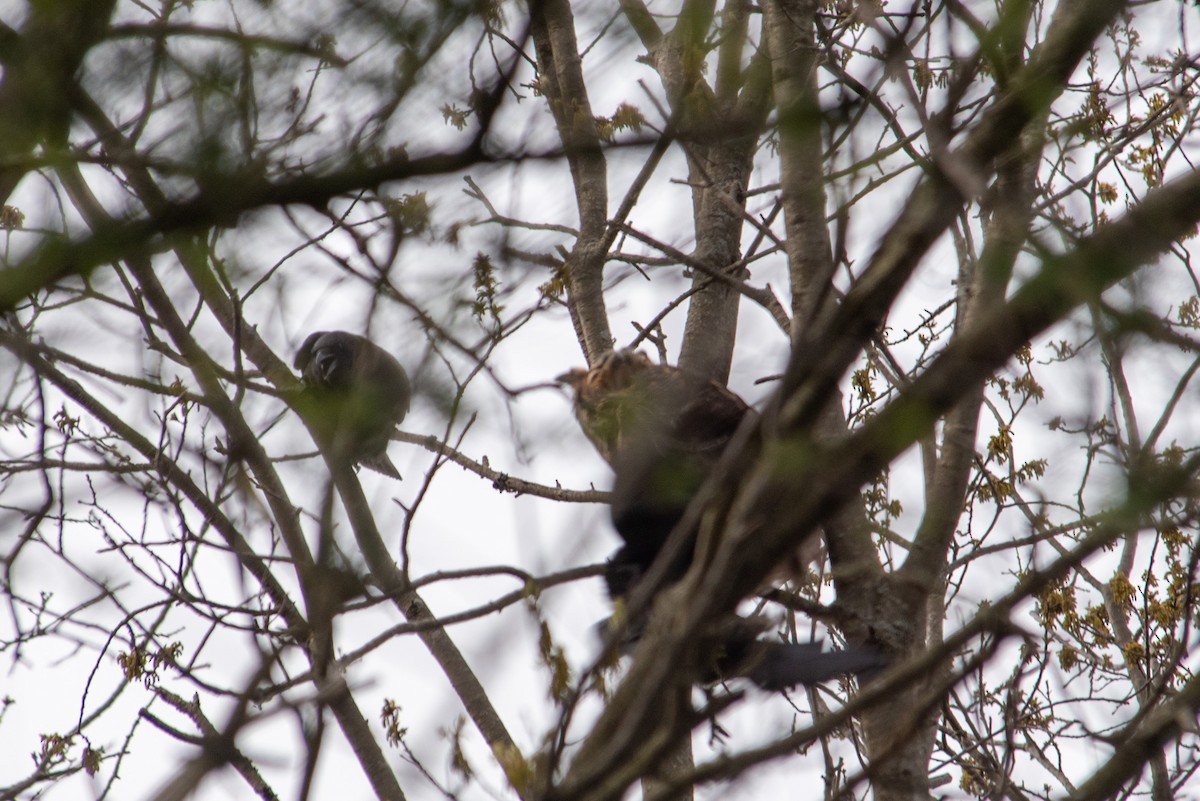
[559,350,878,687]
[556,349,751,467]
[560,349,754,594]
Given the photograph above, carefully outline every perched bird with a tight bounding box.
[561,349,881,688]
[294,330,411,480]
[560,349,753,594]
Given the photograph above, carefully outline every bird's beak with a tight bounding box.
[556,368,587,387]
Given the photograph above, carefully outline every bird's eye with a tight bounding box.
[315,350,340,381]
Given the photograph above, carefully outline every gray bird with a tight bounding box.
[294,331,410,480]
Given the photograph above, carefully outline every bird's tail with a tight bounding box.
[740,640,888,690]
[359,453,402,480]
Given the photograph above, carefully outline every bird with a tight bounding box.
[560,349,882,688]
[559,349,753,593]
[294,330,411,480]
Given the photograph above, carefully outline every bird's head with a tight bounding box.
[554,366,589,392]
[293,330,329,372]
[556,349,653,404]
[294,331,360,386]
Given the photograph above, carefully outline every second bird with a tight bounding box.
[294,330,411,480]
[559,349,884,688]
